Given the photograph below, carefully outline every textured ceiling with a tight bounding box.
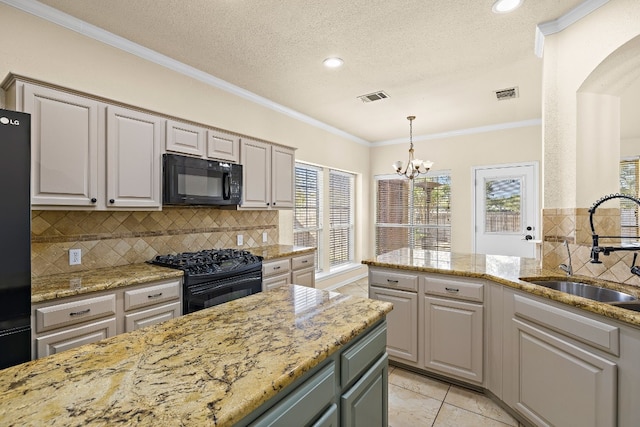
[35,0,603,143]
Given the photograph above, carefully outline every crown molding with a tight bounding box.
[0,0,370,146]
[371,118,542,147]
[534,0,609,57]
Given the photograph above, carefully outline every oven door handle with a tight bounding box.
[223,172,231,200]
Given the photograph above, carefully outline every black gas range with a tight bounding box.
[149,249,263,314]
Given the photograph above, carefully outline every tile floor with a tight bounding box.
[334,279,522,427]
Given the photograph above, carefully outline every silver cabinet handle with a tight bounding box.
[301,260,308,264]
[445,287,459,293]
[387,279,399,284]
[274,266,281,270]
[69,309,90,316]
[148,292,163,299]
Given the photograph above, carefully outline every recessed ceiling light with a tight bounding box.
[492,0,523,13]
[323,57,344,68]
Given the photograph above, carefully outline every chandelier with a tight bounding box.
[392,116,433,179]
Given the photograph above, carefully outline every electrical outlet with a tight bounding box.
[237,234,243,246]
[262,232,268,243]
[69,248,82,265]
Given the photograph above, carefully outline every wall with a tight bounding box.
[31,208,277,277]
[540,0,640,285]
[370,125,542,253]
[0,4,370,285]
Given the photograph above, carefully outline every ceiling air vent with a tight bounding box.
[494,87,519,101]
[357,91,389,103]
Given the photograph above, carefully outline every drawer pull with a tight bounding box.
[274,266,281,270]
[69,309,90,316]
[387,279,399,284]
[445,287,459,293]
[148,292,163,299]
[301,260,308,264]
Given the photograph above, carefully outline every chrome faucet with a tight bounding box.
[559,240,573,276]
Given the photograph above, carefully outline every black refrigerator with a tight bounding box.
[0,109,31,369]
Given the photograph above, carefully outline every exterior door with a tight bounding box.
[474,164,538,258]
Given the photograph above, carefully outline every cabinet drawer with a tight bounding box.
[513,294,619,356]
[370,269,418,292]
[263,259,291,277]
[124,301,181,332]
[341,322,387,387]
[291,253,314,270]
[35,317,116,358]
[35,294,116,333]
[423,275,484,302]
[250,361,335,427]
[124,280,181,311]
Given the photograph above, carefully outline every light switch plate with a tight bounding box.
[237,234,243,246]
[262,232,268,243]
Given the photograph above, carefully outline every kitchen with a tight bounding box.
[1,0,640,426]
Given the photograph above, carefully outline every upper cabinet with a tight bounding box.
[22,84,100,207]
[240,139,294,209]
[165,119,240,163]
[7,80,162,210]
[106,106,162,209]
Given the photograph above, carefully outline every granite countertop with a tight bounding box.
[31,245,316,304]
[363,248,640,327]
[1,285,393,426]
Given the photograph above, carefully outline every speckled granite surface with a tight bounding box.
[363,249,640,327]
[1,285,392,426]
[31,263,184,304]
[251,244,315,260]
[31,246,314,304]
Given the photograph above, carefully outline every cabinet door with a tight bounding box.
[35,317,116,358]
[106,105,162,208]
[23,84,99,206]
[271,145,295,208]
[511,319,616,427]
[291,266,315,288]
[207,129,240,162]
[165,119,205,156]
[263,273,291,291]
[124,301,181,332]
[369,286,418,363]
[423,296,483,384]
[241,139,271,208]
[341,353,388,427]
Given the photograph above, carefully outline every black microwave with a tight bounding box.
[163,154,243,206]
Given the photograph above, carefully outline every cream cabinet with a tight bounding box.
[422,275,484,385]
[241,139,294,209]
[32,278,182,359]
[369,269,419,363]
[503,290,618,427]
[6,79,162,210]
[262,251,316,291]
[165,119,240,163]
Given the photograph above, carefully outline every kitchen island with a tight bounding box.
[0,285,392,426]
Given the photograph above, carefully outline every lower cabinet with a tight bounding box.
[262,251,316,291]
[423,296,483,384]
[32,278,182,359]
[238,321,388,427]
[369,286,418,362]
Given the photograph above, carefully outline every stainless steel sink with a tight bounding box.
[608,302,640,312]
[526,280,637,303]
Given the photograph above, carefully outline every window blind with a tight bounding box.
[620,158,639,241]
[329,170,354,268]
[375,173,451,256]
[293,164,322,271]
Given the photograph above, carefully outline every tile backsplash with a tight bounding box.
[31,208,279,277]
[542,207,640,286]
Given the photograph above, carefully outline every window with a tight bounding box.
[329,170,355,268]
[375,173,451,256]
[620,158,639,242]
[293,164,322,271]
